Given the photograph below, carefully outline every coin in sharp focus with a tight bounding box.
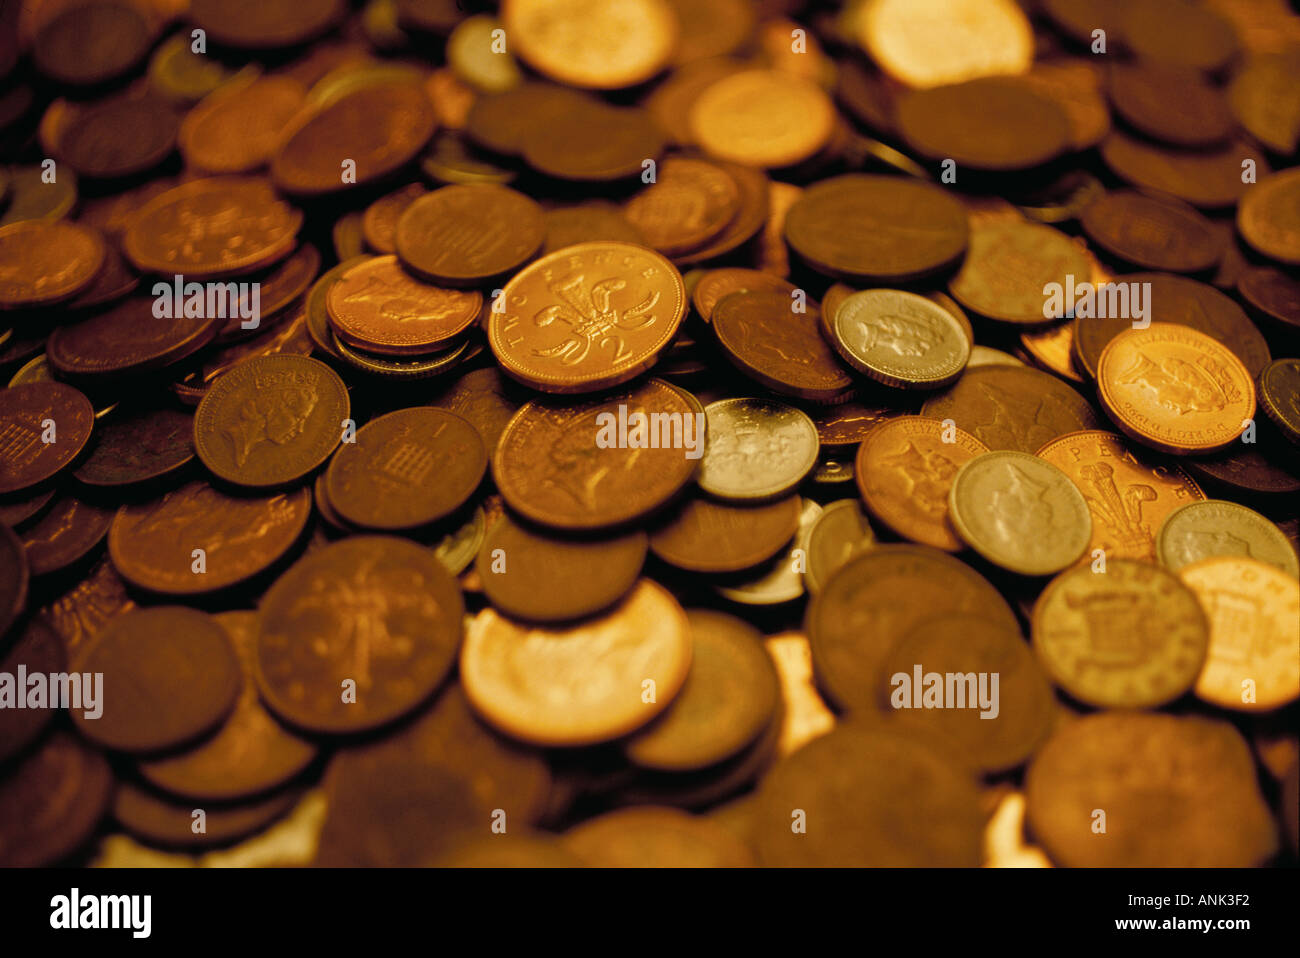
[896,77,1070,172]
[697,398,819,502]
[1157,499,1299,578]
[325,407,485,531]
[803,499,876,595]
[1097,323,1256,455]
[920,365,1100,453]
[193,354,349,489]
[522,101,665,182]
[476,513,646,622]
[855,415,989,552]
[623,157,740,259]
[649,494,801,574]
[71,606,242,753]
[427,365,524,456]
[256,536,464,734]
[1026,712,1276,867]
[1179,556,1300,712]
[108,481,312,594]
[784,174,968,284]
[753,723,984,866]
[0,617,66,762]
[489,242,685,393]
[625,609,779,773]
[460,579,692,747]
[1035,430,1206,562]
[1020,320,1085,384]
[884,613,1055,774]
[1238,168,1300,266]
[712,291,853,403]
[1258,358,1300,446]
[493,379,698,530]
[395,183,545,288]
[1032,559,1209,708]
[20,495,113,576]
[123,177,301,278]
[0,731,114,866]
[1187,443,1300,498]
[562,806,756,867]
[503,0,676,89]
[0,221,104,310]
[947,220,1093,325]
[688,69,834,169]
[806,544,1018,714]
[0,382,94,495]
[805,398,894,448]
[831,289,970,390]
[326,255,482,356]
[1079,190,1224,273]
[137,611,318,802]
[691,269,794,324]
[179,74,309,175]
[859,0,1033,89]
[948,451,1092,576]
[74,403,192,489]
[1100,131,1269,210]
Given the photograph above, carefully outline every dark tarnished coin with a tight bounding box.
[396,183,545,287]
[325,407,486,531]
[0,489,56,531]
[0,382,94,495]
[1026,712,1276,867]
[0,732,114,866]
[626,609,779,773]
[214,244,321,344]
[0,220,105,309]
[698,398,818,502]
[476,513,646,622]
[691,269,794,324]
[189,0,344,49]
[55,93,179,181]
[493,379,698,530]
[1258,358,1300,446]
[32,1,153,87]
[48,297,222,382]
[256,536,464,733]
[20,496,113,576]
[0,616,66,762]
[109,481,312,594]
[948,220,1093,324]
[1106,62,1234,148]
[113,781,300,849]
[465,82,595,156]
[72,606,242,753]
[137,611,318,802]
[649,494,801,573]
[784,174,967,284]
[543,201,647,255]
[179,75,308,176]
[807,545,1018,714]
[713,291,853,403]
[1100,132,1269,210]
[803,499,876,595]
[427,365,524,456]
[1157,499,1299,578]
[1120,0,1238,72]
[0,523,29,639]
[1188,444,1300,497]
[1238,168,1300,266]
[194,354,349,488]
[920,365,1100,453]
[831,289,970,390]
[522,102,664,182]
[73,402,193,488]
[564,806,757,867]
[1079,190,1224,273]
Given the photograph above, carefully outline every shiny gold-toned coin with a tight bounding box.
[688,69,835,169]
[830,289,970,390]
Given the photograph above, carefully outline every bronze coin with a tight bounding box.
[0,616,66,762]
[0,381,95,495]
[784,174,968,284]
[563,806,757,867]
[692,268,794,325]
[649,494,801,573]
[271,81,437,195]
[0,488,57,530]
[674,161,771,267]
[1259,358,1300,446]
[1079,190,1224,273]
[1187,444,1300,497]
[920,365,1100,453]
[494,379,699,531]
[522,101,665,182]
[21,495,113,577]
[109,481,312,595]
[64,242,139,312]
[73,402,193,488]
[543,201,647,255]
[214,243,321,344]
[0,220,105,309]
[0,522,29,639]
[179,74,309,175]
[0,731,114,866]
[255,535,464,734]
[113,780,300,849]
[1120,0,1238,72]
[72,606,242,753]
[712,291,853,403]
[137,611,318,802]
[476,513,646,622]
[396,183,545,288]
[427,365,525,456]
[48,297,221,382]
[189,0,345,49]
[465,82,596,156]
[1106,62,1234,148]
[896,76,1071,172]
[325,407,486,531]
[193,354,349,489]
[948,220,1093,325]
[623,157,740,258]
[1238,167,1300,267]
[56,93,179,180]
[1239,266,1300,336]
[32,1,153,87]
[1100,131,1270,210]
[361,183,427,254]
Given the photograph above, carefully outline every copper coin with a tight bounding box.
[194,354,349,489]
[255,535,464,733]
[32,1,153,86]
[493,379,698,530]
[47,297,221,382]
[896,77,1070,172]
[504,0,676,89]
[0,731,113,866]
[65,242,138,312]
[712,291,852,403]
[920,365,1100,453]
[784,174,968,284]
[326,255,482,356]
[56,93,179,180]
[0,523,28,639]
[563,805,756,867]
[1120,0,1238,72]
[476,513,647,622]
[1106,62,1233,149]
[675,161,771,267]
[325,407,485,531]
[0,220,104,309]
[189,0,345,49]
[271,81,437,196]
[214,243,321,344]
[855,415,989,552]
[489,241,686,394]
[1259,358,1300,445]
[0,381,94,495]
[1020,59,1111,153]
[361,183,427,254]
[72,403,193,488]
[72,605,242,753]
[1239,266,1300,336]
[1228,49,1300,155]
[1238,167,1300,266]
[0,489,56,530]
[1100,132,1270,210]
[124,177,302,278]
[138,611,318,802]
[427,365,525,456]
[805,398,894,447]
[691,268,794,324]
[20,496,112,577]
[1187,444,1300,497]
[464,81,595,156]
[179,306,315,400]
[109,481,312,594]
[0,616,66,762]
[1072,273,1269,380]
[1079,190,1224,273]
[623,158,740,259]
[689,68,835,169]
[649,494,801,573]
[179,75,308,175]
[522,102,665,182]
[543,201,647,255]
[113,780,300,849]
[395,183,545,287]
[948,220,1093,325]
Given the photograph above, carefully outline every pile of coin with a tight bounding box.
[0,0,1298,869]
